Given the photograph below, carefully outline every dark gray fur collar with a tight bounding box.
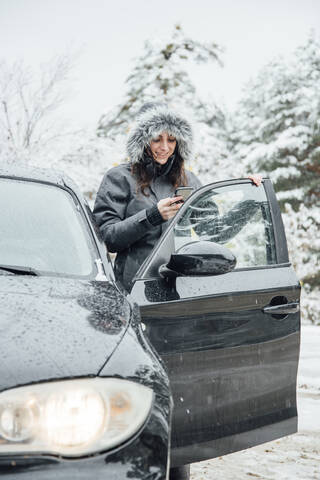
[127,105,193,164]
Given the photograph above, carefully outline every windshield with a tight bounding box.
[0,178,97,278]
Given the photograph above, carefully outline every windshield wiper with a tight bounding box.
[0,265,40,276]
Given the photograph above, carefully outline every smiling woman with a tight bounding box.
[149,132,177,164]
[94,103,202,292]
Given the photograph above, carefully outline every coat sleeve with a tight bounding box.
[93,168,153,253]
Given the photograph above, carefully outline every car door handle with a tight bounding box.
[263,302,300,315]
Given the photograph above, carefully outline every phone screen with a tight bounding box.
[174,187,194,202]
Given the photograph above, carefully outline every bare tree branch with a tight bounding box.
[0,53,76,162]
[1,100,16,149]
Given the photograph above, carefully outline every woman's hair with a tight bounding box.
[131,144,187,196]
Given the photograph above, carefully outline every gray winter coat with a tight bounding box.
[93,163,201,291]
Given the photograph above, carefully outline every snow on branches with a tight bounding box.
[97,24,230,180]
[231,32,320,323]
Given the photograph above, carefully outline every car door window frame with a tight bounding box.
[134,178,290,283]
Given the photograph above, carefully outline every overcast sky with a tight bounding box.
[1,0,320,129]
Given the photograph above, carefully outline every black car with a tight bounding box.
[0,164,300,479]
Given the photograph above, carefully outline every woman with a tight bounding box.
[93,103,261,293]
[93,103,202,292]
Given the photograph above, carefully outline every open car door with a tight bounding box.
[131,178,300,467]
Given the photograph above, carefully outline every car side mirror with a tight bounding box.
[159,241,236,278]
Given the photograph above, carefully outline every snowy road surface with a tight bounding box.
[191,325,320,480]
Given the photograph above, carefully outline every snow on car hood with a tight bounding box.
[0,276,131,391]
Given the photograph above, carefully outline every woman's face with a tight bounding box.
[149,132,177,165]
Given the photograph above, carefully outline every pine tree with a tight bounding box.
[97,25,231,180]
[232,32,320,209]
[231,32,320,322]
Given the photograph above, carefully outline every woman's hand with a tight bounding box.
[157,196,183,220]
[248,174,263,186]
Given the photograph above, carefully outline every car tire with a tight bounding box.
[169,464,190,480]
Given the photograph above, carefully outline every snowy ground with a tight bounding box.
[191,325,320,480]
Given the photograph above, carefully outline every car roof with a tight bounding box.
[0,162,83,198]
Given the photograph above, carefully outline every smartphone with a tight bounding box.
[172,186,194,204]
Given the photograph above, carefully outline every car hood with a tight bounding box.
[0,276,131,392]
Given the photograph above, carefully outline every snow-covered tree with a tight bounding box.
[57,133,123,203]
[231,32,320,323]
[283,203,320,324]
[232,32,320,209]
[97,24,231,180]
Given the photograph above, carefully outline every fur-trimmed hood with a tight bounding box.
[126,104,193,164]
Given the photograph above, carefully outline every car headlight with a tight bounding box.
[0,378,153,457]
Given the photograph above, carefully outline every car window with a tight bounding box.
[174,183,276,268]
[0,179,97,277]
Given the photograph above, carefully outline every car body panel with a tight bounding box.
[0,276,131,391]
[99,304,171,398]
[135,278,299,465]
[0,280,171,479]
[131,179,301,466]
[0,163,79,195]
